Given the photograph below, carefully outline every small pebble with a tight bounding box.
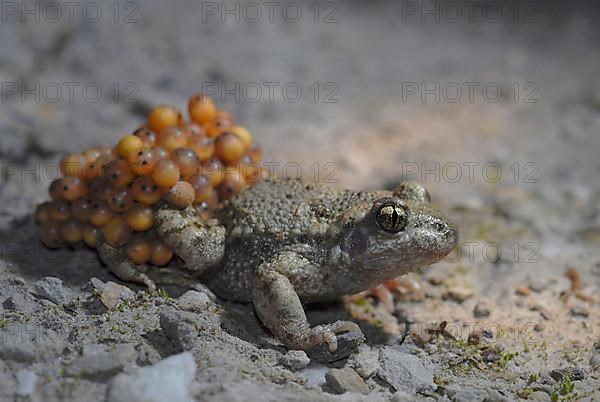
[178,290,211,311]
[98,281,135,310]
[34,277,66,304]
[570,304,590,317]
[444,286,474,302]
[279,350,310,371]
[528,279,546,292]
[515,286,532,296]
[325,367,369,395]
[473,301,491,318]
[530,304,552,320]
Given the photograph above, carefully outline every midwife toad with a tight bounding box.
[98,177,458,352]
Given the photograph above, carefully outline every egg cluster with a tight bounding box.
[35,93,263,266]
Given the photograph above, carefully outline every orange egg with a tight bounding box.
[116,135,144,159]
[152,159,180,187]
[89,201,114,227]
[188,93,217,126]
[187,134,215,161]
[147,105,183,133]
[82,148,101,163]
[125,204,155,231]
[128,148,157,176]
[217,167,248,200]
[49,200,71,222]
[187,174,213,203]
[104,158,135,188]
[238,155,263,184]
[183,122,205,137]
[133,127,157,147]
[82,224,99,248]
[214,131,246,164]
[81,159,104,181]
[49,179,63,201]
[157,126,188,152]
[198,159,225,187]
[150,243,173,266]
[88,178,113,201]
[131,176,162,205]
[59,176,88,202]
[230,126,253,150]
[60,154,87,177]
[60,219,83,244]
[39,221,64,249]
[71,197,93,222]
[35,202,52,225]
[101,216,133,247]
[248,142,262,163]
[172,147,200,177]
[126,236,152,264]
[205,115,233,138]
[107,188,135,212]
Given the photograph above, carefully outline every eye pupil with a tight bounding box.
[376,202,407,233]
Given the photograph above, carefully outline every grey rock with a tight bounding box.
[0,360,17,397]
[473,302,491,318]
[307,331,365,363]
[529,391,551,401]
[89,277,105,289]
[325,368,369,395]
[377,347,435,394]
[590,353,600,367]
[65,343,137,379]
[178,290,211,311]
[89,278,135,309]
[279,350,310,370]
[390,391,414,402]
[15,369,37,396]
[0,323,65,362]
[107,352,196,402]
[549,367,585,381]
[528,279,547,292]
[160,308,200,351]
[452,387,487,401]
[2,292,39,313]
[98,281,135,310]
[531,384,554,394]
[348,344,379,379]
[570,304,590,317]
[485,388,511,402]
[33,277,65,304]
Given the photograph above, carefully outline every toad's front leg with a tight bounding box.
[252,251,362,352]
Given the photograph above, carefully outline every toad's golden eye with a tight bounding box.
[376,203,408,233]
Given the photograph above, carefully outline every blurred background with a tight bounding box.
[1,0,600,399]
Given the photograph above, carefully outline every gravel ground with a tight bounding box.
[1,0,600,401]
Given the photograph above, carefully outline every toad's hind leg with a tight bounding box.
[97,239,212,293]
[252,251,363,352]
[154,206,225,274]
[97,239,156,292]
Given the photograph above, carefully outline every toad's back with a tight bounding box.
[205,178,385,300]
